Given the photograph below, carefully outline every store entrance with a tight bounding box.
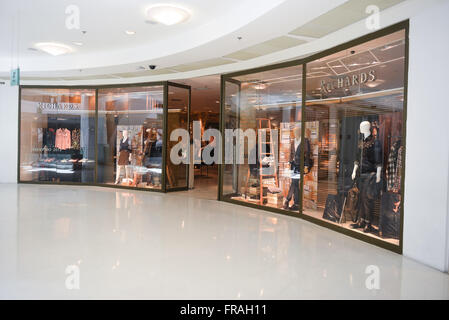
[175,75,221,200]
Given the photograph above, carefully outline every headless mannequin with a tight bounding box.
[352,121,381,183]
[115,130,132,184]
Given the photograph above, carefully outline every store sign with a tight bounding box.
[38,102,81,111]
[320,70,376,93]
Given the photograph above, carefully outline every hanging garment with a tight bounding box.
[71,128,80,150]
[55,128,72,150]
[392,146,403,193]
[44,128,56,148]
[386,139,402,192]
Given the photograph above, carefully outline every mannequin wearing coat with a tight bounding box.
[350,121,382,233]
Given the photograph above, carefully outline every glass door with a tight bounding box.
[165,82,190,191]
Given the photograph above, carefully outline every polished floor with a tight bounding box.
[0,183,448,300]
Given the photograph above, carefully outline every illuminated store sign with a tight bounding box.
[320,70,376,93]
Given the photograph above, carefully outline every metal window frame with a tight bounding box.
[218,20,409,254]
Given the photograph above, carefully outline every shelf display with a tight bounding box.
[19,88,96,183]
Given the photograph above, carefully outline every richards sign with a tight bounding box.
[320,70,376,93]
[38,102,81,111]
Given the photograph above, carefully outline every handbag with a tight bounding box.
[379,192,401,239]
[345,182,360,223]
[323,194,344,223]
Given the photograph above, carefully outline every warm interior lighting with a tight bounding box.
[35,42,73,56]
[146,5,191,26]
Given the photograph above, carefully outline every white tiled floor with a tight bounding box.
[0,183,448,300]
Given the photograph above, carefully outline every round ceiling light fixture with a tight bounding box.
[146,4,191,26]
[35,42,73,56]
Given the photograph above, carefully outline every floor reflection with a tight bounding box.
[0,184,447,299]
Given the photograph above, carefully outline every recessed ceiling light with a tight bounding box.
[35,42,73,56]
[146,5,191,26]
[72,41,83,46]
[125,30,136,35]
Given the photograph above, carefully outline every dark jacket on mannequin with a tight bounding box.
[355,134,382,174]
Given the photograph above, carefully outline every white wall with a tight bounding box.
[0,85,18,183]
[403,0,449,272]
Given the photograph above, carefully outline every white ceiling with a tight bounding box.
[0,0,417,84]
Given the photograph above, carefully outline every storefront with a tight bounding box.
[18,22,408,253]
[18,82,191,192]
[219,22,408,253]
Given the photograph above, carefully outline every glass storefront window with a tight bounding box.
[222,65,303,212]
[97,86,164,189]
[19,88,96,183]
[303,30,406,246]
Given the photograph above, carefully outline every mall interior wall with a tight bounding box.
[0,84,18,183]
[404,0,449,273]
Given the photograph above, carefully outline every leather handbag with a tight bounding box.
[345,182,360,223]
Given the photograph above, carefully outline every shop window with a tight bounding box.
[19,88,96,183]
[97,86,164,189]
[222,65,304,212]
[303,30,406,245]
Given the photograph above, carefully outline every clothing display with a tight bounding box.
[357,172,379,226]
[285,138,312,207]
[43,128,56,149]
[386,139,403,193]
[71,128,80,150]
[55,128,72,150]
[143,138,163,167]
[355,134,382,174]
[118,138,131,166]
[379,192,401,239]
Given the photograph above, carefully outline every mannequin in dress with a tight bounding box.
[350,121,383,233]
[115,130,132,184]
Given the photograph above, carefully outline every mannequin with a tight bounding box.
[284,125,312,211]
[352,121,381,183]
[115,130,132,184]
[350,121,382,233]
